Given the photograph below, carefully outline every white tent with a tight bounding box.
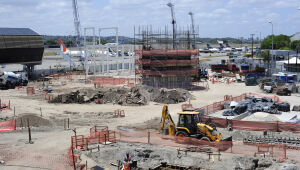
[284,57,300,64]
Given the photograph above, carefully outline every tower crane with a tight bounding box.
[167,2,176,49]
[188,11,196,49]
[72,0,81,47]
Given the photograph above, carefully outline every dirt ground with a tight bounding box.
[1,75,300,169]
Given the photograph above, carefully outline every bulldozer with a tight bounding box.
[158,105,232,142]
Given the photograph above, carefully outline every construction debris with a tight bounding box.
[50,85,191,105]
[223,96,290,116]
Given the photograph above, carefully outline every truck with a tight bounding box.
[0,71,28,89]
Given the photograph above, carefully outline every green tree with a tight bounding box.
[63,40,75,47]
[259,50,271,63]
[291,40,300,50]
[44,39,59,46]
[261,34,291,49]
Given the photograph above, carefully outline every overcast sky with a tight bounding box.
[0,0,300,38]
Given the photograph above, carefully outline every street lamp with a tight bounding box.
[269,21,274,75]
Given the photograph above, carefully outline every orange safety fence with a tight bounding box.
[93,77,126,86]
[136,68,198,76]
[135,49,199,57]
[67,126,116,169]
[135,59,199,67]
[0,120,16,131]
[199,115,300,133]
[116,130,300,162]
[26,87,35,95]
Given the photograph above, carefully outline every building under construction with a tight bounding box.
[135,26,199,88]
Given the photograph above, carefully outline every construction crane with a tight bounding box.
[72,0,81,47]
[167,2,176,49]
[188,11,196,49]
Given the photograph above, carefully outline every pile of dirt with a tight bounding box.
[50,85,191,105]
[16,114,52,127]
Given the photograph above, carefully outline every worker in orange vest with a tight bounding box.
[122,158,131,170]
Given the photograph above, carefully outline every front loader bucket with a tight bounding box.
[221,136,232,141]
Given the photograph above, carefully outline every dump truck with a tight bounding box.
[158,105,232,142]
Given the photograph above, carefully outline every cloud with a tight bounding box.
[0,0,299,38]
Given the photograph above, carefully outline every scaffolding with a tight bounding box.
[82,27,136,78]
[134,26,199,88]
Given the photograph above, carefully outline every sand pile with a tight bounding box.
[242,112,280,121]
[16,114,52,127]
[49,85,191,105]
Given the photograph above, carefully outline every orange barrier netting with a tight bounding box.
[135,49,199,57]
[116,130,300,162]
[136,68,198,76]
[67,126,117,169]
[0,120,16,131]
[26,87,35,95]
[135,59,199,67]
[93,77,127,86]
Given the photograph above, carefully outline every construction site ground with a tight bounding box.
[1,73,300,169]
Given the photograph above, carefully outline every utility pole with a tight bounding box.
[269,21,274,74]
[251,34,254,58]
[72,0,81,47]
[167,2,176,49]
[188,11,196,49]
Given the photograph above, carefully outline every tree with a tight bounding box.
[291,40,300,50]
[63,40,75,47]
[261,34,291,49]
[44,39,59,46]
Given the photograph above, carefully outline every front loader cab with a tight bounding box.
[175,112,200,137]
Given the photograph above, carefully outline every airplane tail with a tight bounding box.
[58,39,75,67]
[58,39,67,53]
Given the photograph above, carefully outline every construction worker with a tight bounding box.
[122,158,131,170]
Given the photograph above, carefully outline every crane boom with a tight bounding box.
[72,0,81,46]
[167,2,176,49]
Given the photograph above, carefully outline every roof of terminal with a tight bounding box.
[0,28,39,36]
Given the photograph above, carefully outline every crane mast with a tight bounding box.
[72,0,81,46]
[167,2,176,49]
[188,12,196,49]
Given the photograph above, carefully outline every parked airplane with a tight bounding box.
[207,44,220,53]
[58,39,84,57]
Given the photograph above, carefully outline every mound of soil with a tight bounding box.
[50,85,191,106]
[16,114,52,127]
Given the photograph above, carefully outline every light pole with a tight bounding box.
[269,21,274,75]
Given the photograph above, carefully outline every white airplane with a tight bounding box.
[58,40,84,57]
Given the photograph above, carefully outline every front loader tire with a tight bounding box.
[175,131,188,137]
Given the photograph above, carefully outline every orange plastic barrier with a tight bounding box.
[0,120,16,131]
[135,49,199,57]
[93,77,126,86]
[200,116,300,133]
[135,59,199,67]
[26,87,35,95]
[136,68,198,76]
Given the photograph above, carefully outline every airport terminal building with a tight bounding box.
[0,28,44,65]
